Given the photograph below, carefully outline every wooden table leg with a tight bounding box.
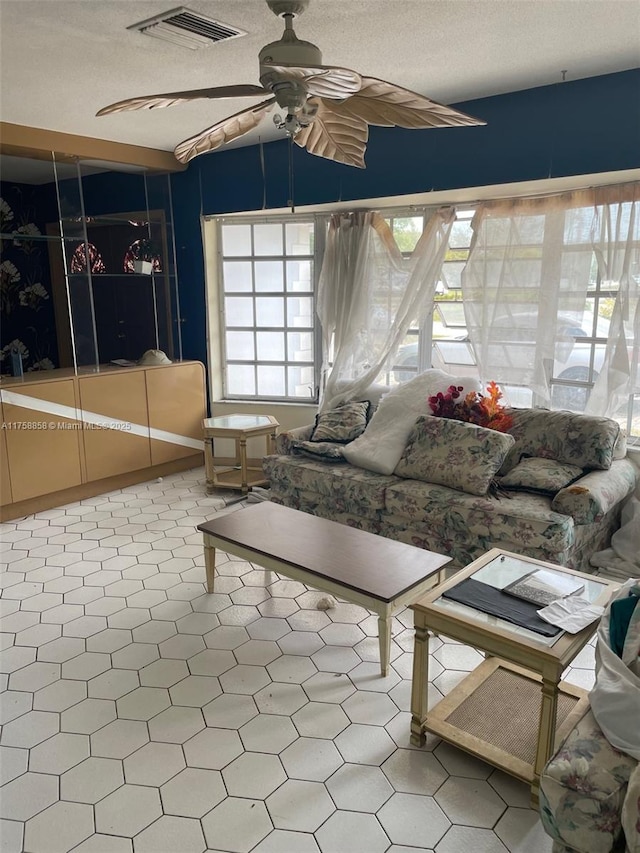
[204,537,216,593]
[533,674,560,804]
[410,611,430,746]
[238,437,248,493]
[204,436,215,494]
[378,611,392,677]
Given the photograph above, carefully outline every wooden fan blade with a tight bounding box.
[263,63,362,99]
[97,84,269,116]
[294,98,368,168]
[334,77,486,129]
[174,98,276,163]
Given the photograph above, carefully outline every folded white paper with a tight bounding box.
[537,596,604,633]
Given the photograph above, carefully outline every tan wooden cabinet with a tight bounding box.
[146,362,206,466]
[0,402,12,506]
[2,379,83,503]
[79,371,151,481]
[0,362,205,519]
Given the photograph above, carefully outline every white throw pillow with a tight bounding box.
[342,369,481,474]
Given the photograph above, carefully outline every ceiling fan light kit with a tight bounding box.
[99,0,485,168]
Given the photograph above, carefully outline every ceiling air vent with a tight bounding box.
[129,6,247,50]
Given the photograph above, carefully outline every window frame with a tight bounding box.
[216,214,325,403]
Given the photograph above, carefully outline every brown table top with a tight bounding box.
[198,503,450,604]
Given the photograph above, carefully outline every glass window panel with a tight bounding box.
[225,331,254,360]
[286,260,313,292]
[285,222,314,255]
[449,219,473,248]
[287,296,314,327]
[256,332,285,361]
[257,365,285,396]
[390,217,423,253]
[440,261,464,291]
[287,331,314,362]
[222,224,251,256]
[223,261,252,292]
[287,365,315,397]
[227,364,255,396]
[435,302,467,328]
[225,297,254,326]
[254,261,284,292]
[255,297,284,327]
[254,223,283,256]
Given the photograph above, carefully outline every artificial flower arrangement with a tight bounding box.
[428,380,513,433]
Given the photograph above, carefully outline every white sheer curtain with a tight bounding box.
[461,187,638,411]
[587,184,640,419]
[317,207,455,411]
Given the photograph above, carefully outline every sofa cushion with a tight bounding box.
[499,457,584,495]
[502,409,620,472]
[263,454,397,511]
[342,369,480,475]
[385,479,574,555]
[310,400,371,443]
[292,440,347,462]
[552,460,638,524]
[395,416,515,496]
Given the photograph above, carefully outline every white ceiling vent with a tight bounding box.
[129,7,247,50]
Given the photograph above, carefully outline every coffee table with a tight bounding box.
[202,414,279,494]
[198,502,450,676]
[409,548,618,804]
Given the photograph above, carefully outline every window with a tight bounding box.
[218,219,318,401]
[386,209,475,386]
[209,186,638,440]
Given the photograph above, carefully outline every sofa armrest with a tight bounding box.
[275,424,314,455]
[551,458,637,524]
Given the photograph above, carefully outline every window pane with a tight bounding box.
[287,365,315,397]
[222,224,251,256]
[255,297,284,327]
[225,297,254,326]
[287,296,314,327]
[286,260,313,292]
[227,364,255,395]
[255,261,284,292]
[256,332,285,361]
[223,261,252,292]
[390,217,423,252]
[257,365,285,396]
[254,223,283,256]
[449,219,473,249]
[287,331,314,362]
[226,331,254,360]
[286,222,314,255]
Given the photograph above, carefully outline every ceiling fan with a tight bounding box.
[98,0,485,169]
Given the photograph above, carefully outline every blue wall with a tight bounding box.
[170,69,640,368]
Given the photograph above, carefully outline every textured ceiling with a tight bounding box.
[1,0,639,158]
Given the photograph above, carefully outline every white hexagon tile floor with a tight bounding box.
[0,466,593,852]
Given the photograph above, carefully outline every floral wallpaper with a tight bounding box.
[0,183,59,374]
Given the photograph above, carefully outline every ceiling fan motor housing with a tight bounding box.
[259,20,322,113]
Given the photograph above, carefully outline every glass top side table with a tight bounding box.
[202,414,279,494]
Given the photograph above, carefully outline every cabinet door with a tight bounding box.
[0,402,13,506]
[146,363,206,465]
[79,371,151,481]
[2,381,83,502]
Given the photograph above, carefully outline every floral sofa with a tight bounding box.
[539,580,640,853]
[263,396,637,570]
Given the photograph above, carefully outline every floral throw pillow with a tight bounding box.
[310,400,371,444]
[498,457,583,495]
[395,416,515,496]
[292,440,347,462]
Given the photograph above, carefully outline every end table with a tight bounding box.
[203,414,279,494]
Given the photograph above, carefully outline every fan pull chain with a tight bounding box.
[288,134,295,213]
